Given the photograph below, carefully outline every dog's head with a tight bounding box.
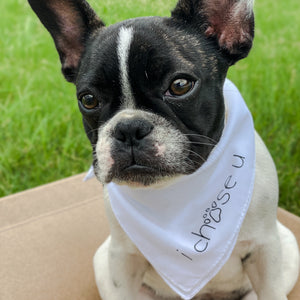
[29,0,254,186]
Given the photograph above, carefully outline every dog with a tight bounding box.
[28,0,299,299]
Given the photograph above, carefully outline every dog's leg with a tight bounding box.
[94,236,149,300]
[94,189,150,300]
[93,237,111,298]
[243,227,288,300]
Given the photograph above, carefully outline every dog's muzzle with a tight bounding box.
[94,109,190,186]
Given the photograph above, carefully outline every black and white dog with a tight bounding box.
[28,0,299,299]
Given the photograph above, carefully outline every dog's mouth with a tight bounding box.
[120,163,160,181]
[123,164,156,173]
[109,161,171,186]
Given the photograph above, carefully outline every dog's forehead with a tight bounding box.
[81,16,217,78]
[77,16,221,109]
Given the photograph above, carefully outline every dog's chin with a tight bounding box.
[105,165,181,188]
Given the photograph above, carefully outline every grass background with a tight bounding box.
[0,0,299,216]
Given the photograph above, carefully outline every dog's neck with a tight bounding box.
[106,79,256,299]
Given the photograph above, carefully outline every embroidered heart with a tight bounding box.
[209,208,222,223]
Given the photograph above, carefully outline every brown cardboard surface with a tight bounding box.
[0,174,299,300]
[0,175,104,300]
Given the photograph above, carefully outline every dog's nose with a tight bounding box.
[113,119,154,144]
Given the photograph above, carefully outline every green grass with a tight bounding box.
[0,0,299,216]
[228,0,300,215]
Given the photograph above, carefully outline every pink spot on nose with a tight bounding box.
[155,142,166,157]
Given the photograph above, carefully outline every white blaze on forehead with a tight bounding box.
[117,26,135,108]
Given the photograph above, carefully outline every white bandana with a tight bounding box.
[106,79,256,300]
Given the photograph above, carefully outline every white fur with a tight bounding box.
[117,27,135,108]
[95,131,114,183]
[93,132,300,300]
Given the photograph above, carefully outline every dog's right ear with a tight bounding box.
[28,0,105,83]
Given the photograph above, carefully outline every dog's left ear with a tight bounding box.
[28,0,105,82]
[171,0,254,65]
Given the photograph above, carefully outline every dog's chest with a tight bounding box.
[142,247,251,299]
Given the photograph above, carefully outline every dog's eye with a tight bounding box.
[167,79,194,97]
[80,94,99,109]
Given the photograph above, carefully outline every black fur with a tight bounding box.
[76,17,228,175]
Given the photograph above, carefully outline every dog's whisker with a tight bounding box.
[85,128,99,137]
[182,157,198,169]
[180,141,216,147]
[183,133,218,144]
[184,149,207,163]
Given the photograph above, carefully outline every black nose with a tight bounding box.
[113,118,154,144]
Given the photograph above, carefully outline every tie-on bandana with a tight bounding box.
[106,79,255,300]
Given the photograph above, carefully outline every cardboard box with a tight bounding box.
[1,174,299,300]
